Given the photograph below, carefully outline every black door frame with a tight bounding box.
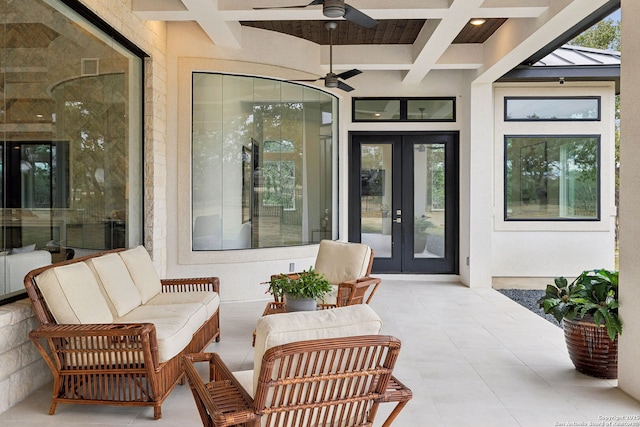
[348,131,459,274]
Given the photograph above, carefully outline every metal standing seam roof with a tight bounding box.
[500,44,620,92]
[534,44,620,67]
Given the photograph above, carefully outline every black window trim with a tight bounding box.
[503,134,602,222]
[352,97,456,122]
[504,96,601,122]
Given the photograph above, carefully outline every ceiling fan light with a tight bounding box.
[323,0,345,18]
[324,73,339,88]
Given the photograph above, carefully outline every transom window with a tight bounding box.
[353,97,455,122]
[505,97,600,121]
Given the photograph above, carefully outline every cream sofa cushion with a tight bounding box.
[86,253,142,317]
[146,291,220,318]
[36,262,113,324]
[118,246,162,303]
[115,303,208,363]
[251,304,382,396]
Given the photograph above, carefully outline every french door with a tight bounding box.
[349,132,459,273]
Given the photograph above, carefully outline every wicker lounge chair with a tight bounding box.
[184,305,412,427]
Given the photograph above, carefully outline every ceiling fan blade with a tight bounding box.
[253,1,317,10]
[337,80,355,92]
[336,69,362,80]
[344,4,378,28]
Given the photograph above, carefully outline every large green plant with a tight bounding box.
[537,268,621,341]
[266,267,332,301]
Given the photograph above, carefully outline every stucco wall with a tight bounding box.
[618,0,640,402]
[163,22,472,301]
[491,84,617,284]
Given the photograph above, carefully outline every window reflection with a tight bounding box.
[1,0,143,304]
[505,136,600,220]
[192,74,337,250]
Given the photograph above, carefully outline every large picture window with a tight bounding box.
[192,74,337,250]
[0,0,144,304]
[505,136,600,220]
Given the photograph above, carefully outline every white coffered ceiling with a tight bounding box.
[132,0,618,84]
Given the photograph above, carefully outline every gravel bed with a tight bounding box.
[497,289,561,328]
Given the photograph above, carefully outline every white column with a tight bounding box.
[618,0,640,399]
[462,82,494,288]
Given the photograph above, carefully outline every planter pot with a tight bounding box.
[284,294,317,312]
[563,316,618,379]
[414,232,427,253]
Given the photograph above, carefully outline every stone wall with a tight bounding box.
[0,300,51,414]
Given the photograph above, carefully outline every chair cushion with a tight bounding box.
[314,240,371,285]
[86,253,142,317]
[231,370,254,398]
[119,246,162,303]
[252,304,382,395]
[36,262,113,324]
[114,303,208,363]
[146,291,220,318]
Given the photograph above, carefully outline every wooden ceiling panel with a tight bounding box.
[241,20,426,45]
[241,18,507,45]
[452,18,508,44]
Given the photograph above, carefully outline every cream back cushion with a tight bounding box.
[36,262,113,324]
[86,253,142,317]
[314,240,371,285]
[253,304,382,395]
[119,246,162,303]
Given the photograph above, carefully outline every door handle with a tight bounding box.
[393,218,402,223]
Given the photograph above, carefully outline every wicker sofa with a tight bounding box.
[24,246,220,419]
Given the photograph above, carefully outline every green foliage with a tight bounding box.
[569,18,620,52]
[569,16,621,236]
[537,269,621,341]
[415,215,436,233]
[266,267,332,301]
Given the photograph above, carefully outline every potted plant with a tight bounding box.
[414,215,436,253]
[537,268,621,379]
[266,267,333,312]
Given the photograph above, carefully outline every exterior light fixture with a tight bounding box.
[470,18,486,26]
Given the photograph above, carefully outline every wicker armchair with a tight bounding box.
[271,240,381,309]
[183,335,412,427]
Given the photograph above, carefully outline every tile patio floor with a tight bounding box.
[3,277,640,426]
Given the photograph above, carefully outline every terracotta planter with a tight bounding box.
[563,316,618,379]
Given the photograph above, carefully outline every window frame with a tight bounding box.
[352,97,456,122]
[504,96,601,122]
[503,134,601,222]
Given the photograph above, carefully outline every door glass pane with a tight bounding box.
[360,144,392,258]
[414,143,445,258]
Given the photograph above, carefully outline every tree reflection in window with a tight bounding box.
[505,136,599,220]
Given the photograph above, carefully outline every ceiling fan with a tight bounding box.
[295,21,362,92]
[254,0,378,28]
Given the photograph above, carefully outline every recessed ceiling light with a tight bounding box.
[470,18,486,26]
